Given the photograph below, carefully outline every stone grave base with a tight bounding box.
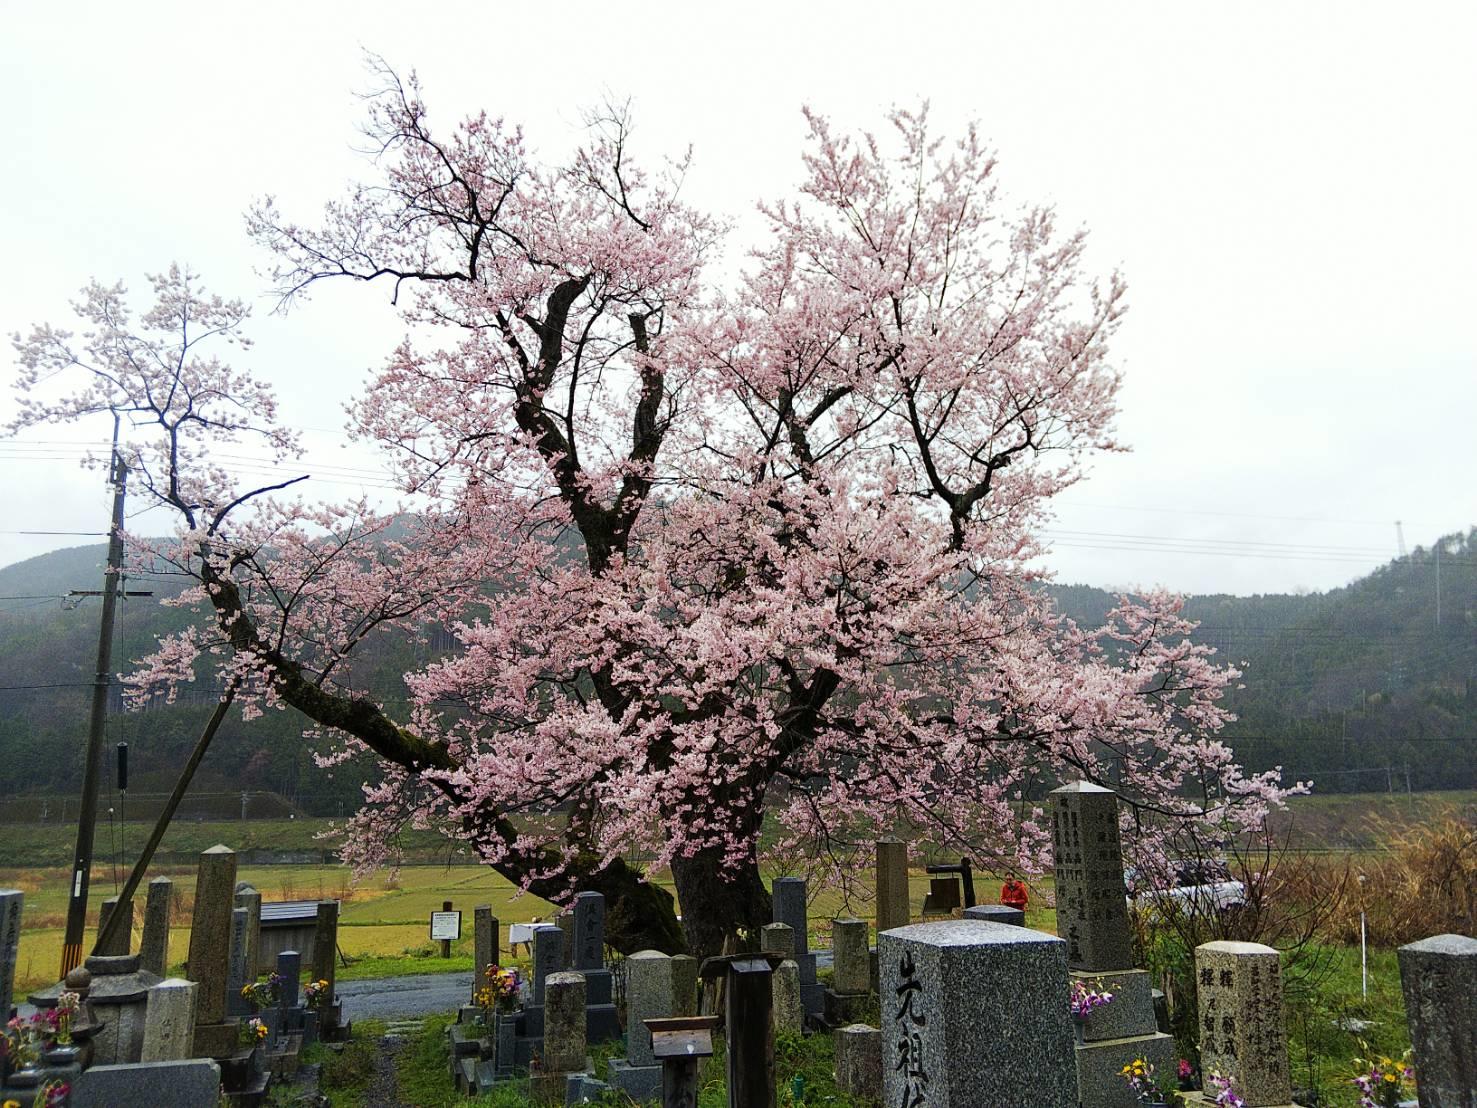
[582,968,613,1005]
[608,1057,662,1099]
[1074,968,1159,1041]
[585,1001,621,1043]
[71,1059,223,1108]
[822,987,871,1027]
[1177,1095,1306,1108]
[1075,1029,1175,1108]
[527,1068,590,1103]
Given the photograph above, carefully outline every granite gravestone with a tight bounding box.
[188,845,238,1057]
[571,891,614,1007]
[609,950,672,1099]
[1050,781,1133,971]
[70,1059,222,1108]
[880,920,1077,1108]
[1397,933,1477,1108]
[0,889,21,1018]
[1195,941,1293,1107]
[876,838,910,935]
[139,877,172,978]
[140,977,198,1062]
[1051,783,1174,1108]
[276,949,302,1011]
[532,924,565,1005]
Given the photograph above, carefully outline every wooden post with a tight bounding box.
[441,899,453,959]
[648,1016,719,1108]
[662,1057,702,1108]
[725,957,776,1108]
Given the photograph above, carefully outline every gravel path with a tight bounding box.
[337,970,472,1021]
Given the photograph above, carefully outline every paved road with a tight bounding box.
[338,971,472,1021]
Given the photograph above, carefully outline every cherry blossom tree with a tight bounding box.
[12,63,1300,956]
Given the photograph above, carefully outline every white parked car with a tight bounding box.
[1125,859,1246,914]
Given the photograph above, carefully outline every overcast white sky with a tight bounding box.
[2,1,1473,597]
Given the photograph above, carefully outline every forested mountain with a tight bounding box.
[2,529,1473,810]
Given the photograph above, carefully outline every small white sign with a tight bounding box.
[430,910,462,941]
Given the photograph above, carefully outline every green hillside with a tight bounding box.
[2,531,1473,812]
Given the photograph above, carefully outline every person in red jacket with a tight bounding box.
[1000,876,1029,912]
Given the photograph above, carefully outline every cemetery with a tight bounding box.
[1,784,1472,1106]
[0,17,1473,1108]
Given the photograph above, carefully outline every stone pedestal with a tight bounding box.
[70,1059,222,1108]
[140,977,198,1062]
[876,838,910,934]
[761,922,795,958]
[139,878,172,978]
[835,1023,882,1097]
[880,920,1076,1107]
[1397,933,1477,1108]
[76,954,163,1065]
[1195,941,1293,1107]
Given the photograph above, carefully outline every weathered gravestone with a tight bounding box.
[572,891,614,1008]
[0,889,21,1018]
[97,896,133,956]
[533,923,564,1005]
[139,877,172,978]
[825,917,872,1026]
[225,906,251,1016]
[609,949,672,1099]
[774,959,804,1035]
[188,844,239,1057]
[140,977,198,1062]
[761,922,796,958]
[1051,782,1175,1107]
[835,1023,882,1098]
[1397,933,1477,1108]
[312,898,340,1030]
[772,877,822,1018]
[70,1058,222,1108]
[536,971,587,1095]
[472,904,498,1005]
[1195,941,1296,1107]
[232,883,261,975]
[876,838,911,934]
[880,919,1077,1108]
[74,953,162,1065]
[277,948,302,1012]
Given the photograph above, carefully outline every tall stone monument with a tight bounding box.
[880,919,1077,1107]
[824,917,872,1026]
[772,876,822,1018]
[609,949,672,1099]
[1051,782,1174,1108]
[1397,933,1477,1108]
[139,877,172,978]
[876,838,910,934]
[0,889,21,1019]
[225,907,251,1016]
[188,844,238,1057]
[533,971,588,1099]
[312,899,339,1017]
[1195,941,1296,1107]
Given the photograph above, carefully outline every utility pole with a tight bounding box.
[60,427,127,978]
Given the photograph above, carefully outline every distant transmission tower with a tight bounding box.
[1395,520,1408,558]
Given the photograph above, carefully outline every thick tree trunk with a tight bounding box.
[669,847,773,962]
[523,854,687,956]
